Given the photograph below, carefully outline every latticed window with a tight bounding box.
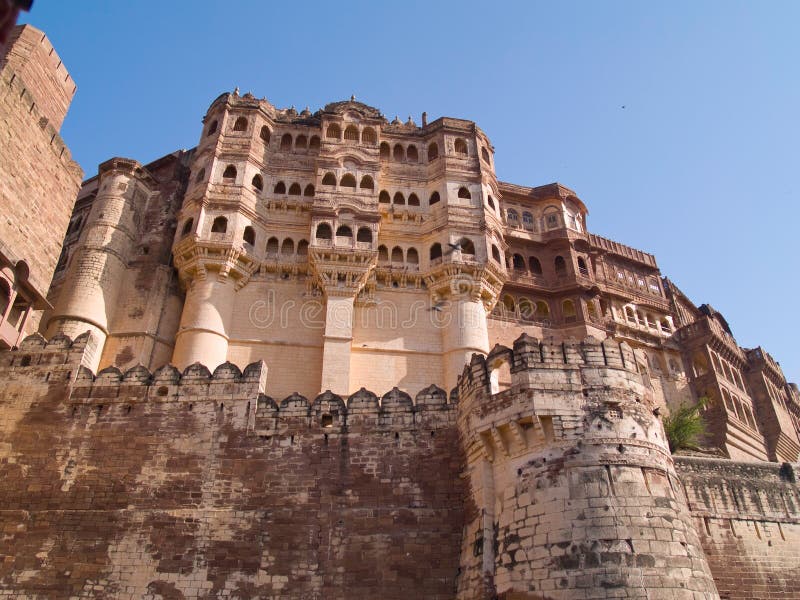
[344,125,359,141]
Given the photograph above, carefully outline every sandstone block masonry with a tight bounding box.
[0,25,82,344]
[2,332,798,599]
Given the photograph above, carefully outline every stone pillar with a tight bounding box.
[441,295,489,392]
[46,158,143,372]
[172,274,236,370]
[320,294,354,396]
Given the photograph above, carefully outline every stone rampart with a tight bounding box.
[0,333,465,599]
[455,335,719,599]
[1,333,800,598]
[675,456,800,599]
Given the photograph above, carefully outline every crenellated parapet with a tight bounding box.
[0,333,456,436]
[455,333,720,599]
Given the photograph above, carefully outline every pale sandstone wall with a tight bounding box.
[455,336,719,599]
[676,457,800,599]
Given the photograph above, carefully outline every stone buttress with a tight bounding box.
[455,334,720,599]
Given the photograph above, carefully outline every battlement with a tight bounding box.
[0,25,76,130]
[0,333,457,434]
[457,333,640,398]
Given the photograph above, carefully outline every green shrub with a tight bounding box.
[662,398,707,453]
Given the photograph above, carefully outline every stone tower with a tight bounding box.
[0,24,82,347]
[455,335,720,598]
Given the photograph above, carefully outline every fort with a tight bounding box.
[1,24,799,599]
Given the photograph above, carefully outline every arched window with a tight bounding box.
[407,145,418,162]
[519,298,534,319]
[281,238,294,254]
[379,190,391,203]
[211,216,228,233]
[522,212,533,229]
[587,301,598,319]
[195,168,206,183]
[259,125,271,143]
[544,209,560,229]
[316,223,332,240]
[393,144,405,161]
[222,165,237,181]
[577,257,589,276]
[207,120,218,136]
[274,181,286,194]
[280,133,292,150]
[562,299,577,322]
[344,125,359,141]
[428,142,439,160]
[391,246,403,262]
[459,238,475,256]
[429,191,441,206]
[252,174,263,191]
[407,248,419,264]
[322,172,336,186]
[512,253,525,270]
[357,227,372,243]
[288,183,301,195]
[266,236,279,253]
[380,142,390,159]
[491,245,501,263]
[487,196,495,210]
[181,218,194,237]
[378,245,389,262]
[554,256,567,275]
[0,279,10,316]
[507,209,519,225]
[295,134,308,149]
[458,187,471,199]
[356,175,373,190]
[625,306,636,322]
[430,243,442,260]
[503,295,515,313]
[481,147,491,163]
[336,225,353,238]
[536,300,550,318]
[233,116,247,131]
[297,240,309,255]
[243,226,255,245]
[309,135,321,150]
[454,138,468,155]
[304,184,315,197]
[340,173,357,188]
[408,193,420,206]
[362,127,377,143]
[393,192,405,205]
[529,256,542,275]
[326,123,341,139]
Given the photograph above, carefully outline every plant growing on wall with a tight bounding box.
[662,398,707,453]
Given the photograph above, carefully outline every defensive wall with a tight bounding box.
[0,333,798,599]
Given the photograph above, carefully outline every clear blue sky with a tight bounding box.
[21,1,800,383]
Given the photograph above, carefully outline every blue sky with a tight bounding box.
[21,1,800,382]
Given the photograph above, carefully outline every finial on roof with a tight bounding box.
[234,87,239,96]
[351,94,356,101]
[407,115,416,126]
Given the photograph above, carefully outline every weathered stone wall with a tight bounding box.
[2,334,800,599]
[0,334,466,599]
[676,457,800,599]
[0,26,82,327]
[455,336,719,599]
